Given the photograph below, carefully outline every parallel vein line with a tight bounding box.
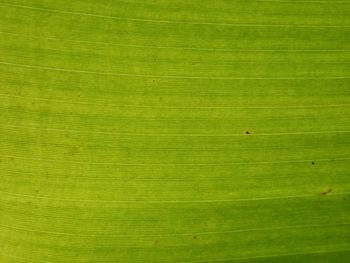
[0,222,348,237]
[1,31,349,53]
[3,124,350,137]
[1,61,348,80]
[185,248,350,263]
[0,189,349,203]
[1,153,350,166]
[1,2,349,28]
[5,249,350,263]
[2,93,350,109]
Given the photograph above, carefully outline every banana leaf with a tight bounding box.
[0,1,349,262]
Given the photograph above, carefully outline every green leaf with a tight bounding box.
[1,0,349,262]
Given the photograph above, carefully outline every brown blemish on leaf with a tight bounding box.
[321,188,332,196]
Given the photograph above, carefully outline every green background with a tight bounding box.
[0,0,349,262]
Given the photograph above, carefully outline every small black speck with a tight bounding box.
[311,162,315,165]
[246,131,250,134]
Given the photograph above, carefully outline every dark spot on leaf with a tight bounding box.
[193,236,197,239]
[344,198,347,201]
[311,162,315,165]
[154,240,159,244]
[246,131,250,134]
[321,188,332,195]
